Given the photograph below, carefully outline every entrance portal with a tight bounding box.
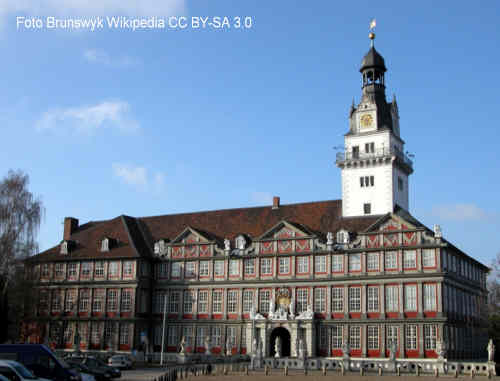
[269,327,291,357]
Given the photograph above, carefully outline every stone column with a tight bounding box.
[291,323,298,357]
[361,324,367,357]
[223,288,228,320]
[380,324,386,357]
[361,285,367,318]
[398,283,404,318]
[418,323,424,357]
[326,286,332,320]
[399,324,405,358]
[417,282,423,318]
[344,285,349,319]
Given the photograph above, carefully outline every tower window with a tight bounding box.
[364,203,371,214]
[360,176,375,187]
[352,146,359,159]
[365,142,375,153]
[398,177,404,191]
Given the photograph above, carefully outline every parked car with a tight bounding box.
[0,359,52,381]
[66,360,110,381]
[69,357,120,379]
[0,345,81,381]
[107,355,132,370]
[0,374,11,381]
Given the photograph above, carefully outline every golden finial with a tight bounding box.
[369,18,376,47]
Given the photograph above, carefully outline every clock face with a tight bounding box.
[360,114,373,128]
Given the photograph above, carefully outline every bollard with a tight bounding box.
[304,367,307,375]
[397,366,400,376]
[223,366,228,375]
[378,367,382,376]
[341,364,345,376]
[322,365,326,376]
[360,366,364,376]
[245,365,249,375]
[284,365,288,376]
[488,369,492,379]
[454,368,458,378]
[471,368,475,378]
[416,365,420,377]
[265,365,269,376]
[434,367,439,378]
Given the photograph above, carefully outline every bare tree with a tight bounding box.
[0,170,43,343]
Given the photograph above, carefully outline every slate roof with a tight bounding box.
[27,199,382,263]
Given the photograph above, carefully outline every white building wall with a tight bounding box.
[392,166,409,211]
[344,131,391,154]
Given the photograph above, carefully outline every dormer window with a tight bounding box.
[60,241,69,255]
[336,230,350,244]
[235,235,246,250]
[101,238,110,252]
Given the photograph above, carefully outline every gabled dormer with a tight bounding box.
[256,220,316,254]
[60,240,73,255]
[170,226,216,259]
[100,236,116,252]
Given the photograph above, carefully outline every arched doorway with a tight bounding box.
[269,327,291,357]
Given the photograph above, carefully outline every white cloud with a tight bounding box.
[250,191,273,205]
[1,0,185,17]
[83,49,139,68]
[431,203,488,221]
[36,100,139,134]
[113,163,166,192]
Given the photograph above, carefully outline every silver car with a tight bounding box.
[107,355,132,370]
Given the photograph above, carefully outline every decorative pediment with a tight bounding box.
[171,226,212,245]
[257,220,314,241]
[364,213,417,233]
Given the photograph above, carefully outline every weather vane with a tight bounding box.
[369,18,376,47]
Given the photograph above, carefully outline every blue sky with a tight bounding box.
[1,1,499,266]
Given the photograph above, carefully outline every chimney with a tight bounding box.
[64,217,79,241]
[272,196,280,209]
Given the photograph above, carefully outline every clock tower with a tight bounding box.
[336,33,413,217]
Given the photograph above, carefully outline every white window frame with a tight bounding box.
[212,290,222,313]
[185,262,196,278]
[331,287,344,313]
[314,288,326,313]
[331,255,343,272]
[385,285,399,312]
[296,288,308,314]
[424,325,437,350]
[214,260,225,276]
[297,256,309,274]
[367,325,379,350]
[405,324,418,350]
[171,262,181,278]
[315,256,327,273]
[403,250,417,269]
[348,287,361,312]
[423,283,437,311]
[199,261,209,276]
[348,254,361,272]
[331,326,342,349]
[349,326,361,349]
[422,249,436,268]
[94,261,104,277]
[260,258,272,275]
[243,290,253,313]
[121,289,132,312]
[198,290,208,313]
[404,284,417,311]
[169,291,180,313]
[278,257,290,274]
[384,251,397,270]
[259,289,270,313]
[183,290,194,313]
[367,286,379,312]
[229,260,239,276]
[244,259,255,275]
[227,290,238,314]
[367,252,379,271]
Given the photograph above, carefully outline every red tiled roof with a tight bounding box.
[28,199,383,263]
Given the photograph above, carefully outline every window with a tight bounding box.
[243,290,253,313]
[423,283,437,311]
[119,324,129,346]
[296,288,308,314]
[332,255,343,272]
[405,324,418,350]
[349,326,361,349]
[81,262,91,277]
[297,257,309,274]
[95,262,104,277]
[332,287,344,313]
[123,261,133,276]
[403,250,417,269]
[91,323,100,345]
[349,287,361,312]
[171,262,181,278]
[68,263,77,277]
[214,260,224,276]
[227,326,237,347]
[229,260,239,276]
[319,326,328,350]
[404,284,417,311]
[169,291,180,313]
[185,262,196,278]
[398,177,404,191]
[198,290,208,313]
[259,290,270,313]
[260,258,272,275]
[167,326,179,346]
[212,290,222,313]
[153,290,166,313]
[331,326,342,349]
[315,256,327,273]
[212,326,221,346]
[278,257,290,274]
[367,253,379,271]
[352,146,359,159]
[348,254,361,272]
[183,291,194,313]
[196,326,206,347]
[156,262,169,279]
[364,203,371,214]
[244,259,255,275]
[367,286,379,312]
[79,323,88,344]
[314,288,326,313]
[104,322,114,346]
[227,290,238,314]
[385,251,397,270]
[65,290,76,312]
[360,176,374,187]
[196,261,208,277]
[422,249,436,268]
[92,289,104,312]
[385,285,399,312]
[365,142,375,153]
[367,326,379,350]
[182,325,193,347]
[109,262,119,277]
[121,289,132,312]
[51,291,61,311]
[64,324,73,343]
[387,326,398,349]
[55,263,64,277]
[42,264,50,277]
[79,289,90,311]
[424,325,437,350]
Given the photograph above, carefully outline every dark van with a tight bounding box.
[0,345,81,381]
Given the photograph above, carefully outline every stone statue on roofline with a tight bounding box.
[224,238,230,251]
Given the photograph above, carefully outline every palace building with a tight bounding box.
[22,36,489,361]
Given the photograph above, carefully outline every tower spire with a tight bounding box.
[369,18,376,48]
